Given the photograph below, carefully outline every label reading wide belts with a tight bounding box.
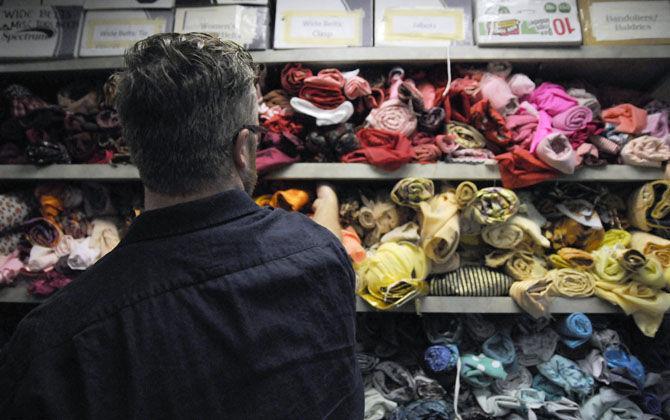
[86,19,165,49]
[384,8,465,41]
[282,10,363,45]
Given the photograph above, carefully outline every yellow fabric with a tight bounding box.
[485,250,547,282]
[628,180,670,233]
[255,194,272,207]
[630,231,670,267]
[455,181,478,209]
[549,254,572,269]
[592,248,627,283]
[546,269,597,298]
[466,187,519,225]
[357,241,430,310]
[509,277,553,319]
[90,219,120,258]
[556,247,595,270]
[595,280,670,337]
[546,218,604,252]
[481,222,524,250]
[600,229,632,249]
[631,257,665,289]
[419,191,460,265]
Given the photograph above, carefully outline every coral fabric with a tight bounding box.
[602,104,649,135]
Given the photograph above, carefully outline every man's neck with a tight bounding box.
[144,183,243,212]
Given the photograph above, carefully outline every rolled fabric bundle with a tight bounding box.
[446,148,496,164]
[603,346,646,389]
[600,229,632,249]
[417,107,445,134]
[567,88,602,117]
[529,83,578,117]
[479,73,518,115]
[547,269,596,297]
[446,121,487,149]
[556,248,595,270]
[593,248,627,283]
[570,121,604,150]
[414,374,447,401]
[628,180,670,233]
[366,99,418,137]
[372,361,417,403]
[280,63,313,94]
[381,222,421,245]
[602,103,648,134]
[418,192,460,265]
[595,280,670,337]
[516,328,560,367]
[508,74,535,98]
[390,178,435,208]
[436,78,480,123]
[58,210,89,239]
[455,181,478,209]
[68,237,100,270]
[481,222,524,249]
[262,89,291,109]
[631,256,665,289]
[552,106,593,133]
[496,147,560,189]
[492,366,532,396]
[557,312,593,349]
[358,196,401,247]
[342,128,415,171]
[537,355,595,399]
[618,249,646,273]
[549,254,571,269]
[460,353,508,388]
[644,111,669,139]
[424,344,459,373]
[509,277,553,318]
[429,266,514,297]
[620,135,670,168]
[463,313,497,343]
[589,135,621,156]
[471,388,523,418]
[0,251,23,285]
[364,388,397,420]
[24,217,62,248]
[482,332,516,368]
[465,187,519,225]
[317,68,345,88]
[344,76,371,100]
[485,249,547,281]
[535,132,578,175]
[630,231,670,267]
[413,143,442,163]
[357,241,430,311]
[469,99,513,148]
[299,75,346,110]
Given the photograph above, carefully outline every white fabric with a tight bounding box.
[364,387,397,420]
[54,235,75,258]
[90,219,120,258]
[27,245,59,272]
[289,97,354,126]
[67,237,100,270]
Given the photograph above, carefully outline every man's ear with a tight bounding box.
[233,129,251,170]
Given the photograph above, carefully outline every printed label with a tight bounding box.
[385,8,465,41]
[0,6,80,57]
[589,1,670,41]
[283,10,363,46]
[85,18,164,49]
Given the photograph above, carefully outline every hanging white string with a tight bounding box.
[441,43,452,98]
[453,357,462,420]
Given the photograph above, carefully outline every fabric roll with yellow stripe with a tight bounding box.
[357,241,430,311]
[418,191,460,266]
[595,280,670,337]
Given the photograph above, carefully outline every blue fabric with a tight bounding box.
[482,332,516,368]
[388,400,454,420]
[537,355,595,400]
[424,345,459,373]
[557,313,592,349]
[532,374,566,401]
[603,345,646,389]
[642,393,663,417]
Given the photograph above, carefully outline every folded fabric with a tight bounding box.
[299,74,346,110]
[603,346,646,389]
[461,353,508,388]
[280,63,313,95]
[342,128,415,171]
[463,313,497,344]
[436,78,480,123]
[506,109,538,148]
[602,103,648,134]
[381,222,421,245]
[429,266,514,297]
[577,349,611,385]
[469,99,513,149]
[372,361,417,403]
[27,245,59,272]
[418,192,460,265]
[547,268,597,298]
[508,74,535,98]
[554,248,595,270]
[643,111,669,140]
[590,135,622,156]
[0,251,23,285]
[289,97,354,126]
[547,218,604,252]
[366,99,417,137]
[552,106,593,134]
[413,143,442,163]
[465,187,519,225]
[590,329,622,352]
[567,88,602,117]
[445,148,496,164]
[364,387,398,420]
[424,344,459,373]
[423,316,464,346]
[530,110,555,153]
[630,231,670,267]
[529,83,578,117]
[481,222,524,249]
[631,256,665,289]
[493,366,533,397]
[446,121,487,149]
[265,189,310,212]
[595,280,670,337]
[496,147,560,189]
[537,354,595,399]
[342,227,367,264]
[472,388,523,418]
[628,180,670,234]
[576,140,605,166]
[482,332,516,369]
[535,132,578,175]
[620,135,670,168]
[357,353,379,374]
[391,178,434,208]
[509,277,553,319]
[532,373,566,401]
[480,73,518,115]
[357,241,430,311]
[345,76,372,100]
[557,313,593,349]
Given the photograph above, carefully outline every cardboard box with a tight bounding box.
[174,5,269,50]
[273,0,373,49]
[79,9,173,56]
[580,0,670,45]
[0,5,83,59]
[475,0,582,46]
[84,0,175,9]
[375,0,474,46]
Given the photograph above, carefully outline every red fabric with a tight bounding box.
[317,69,346,89]
[88,149,114,164]
[568,121,603,149]
[262,114,303,135]
[496,146,560,189]
[299,76,346,110]
[341,128,415,171]
[470,100,513,150]
[256,147,300,174]
[280,63,313,95]
[435,78,480,123]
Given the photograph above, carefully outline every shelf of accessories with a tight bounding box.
[357,296,621,313]
[0,163,663,182]
[1,46,670,73]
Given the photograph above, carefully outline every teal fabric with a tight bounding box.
[538,355,595,400]
[461,353,508,388]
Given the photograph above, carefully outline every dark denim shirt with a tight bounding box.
[0,189,363,419]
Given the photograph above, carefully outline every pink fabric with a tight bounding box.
[552,106,593,134]
[508,74,536,98]
[448,148,496,163]
[506,110,538,149]
[589,135,621,156]
[575,143,606,167]
[644,112,669,141]
[480,73,518,115]
[0,251,23,285]
[535,132,578,174]
[413,143,442,163]
[388,68,405,100]
[417,81,436,112]
[529,82,578,117]
[366,99,418,137]
[435,134,459,155]
[620,135,670,168]
[344,76,372,100]
[530,111,555,153]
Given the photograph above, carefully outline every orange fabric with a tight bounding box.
[602,104,648,135]
[254,195,273,207]
[342,227,367,263]
[39,195,63,221]
[269,189,310,212]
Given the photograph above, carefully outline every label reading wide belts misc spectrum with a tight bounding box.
[475,0,582,45]
[384,8,465,41]
[283,10,363,45]
[589,1,670,41]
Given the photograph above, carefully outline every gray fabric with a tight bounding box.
[493,366,533,396]
[372,361,416,403]
[515,328,559,367]
[577,349,611,385]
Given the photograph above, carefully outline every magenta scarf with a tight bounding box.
[530,111,554,153]
[529,83,578,117]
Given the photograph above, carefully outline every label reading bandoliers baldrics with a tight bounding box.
[475,0,582,45]
[589,1,670,41]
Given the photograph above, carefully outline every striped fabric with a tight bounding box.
[429,266,514,297]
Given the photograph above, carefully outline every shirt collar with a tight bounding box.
[121,188,260,245]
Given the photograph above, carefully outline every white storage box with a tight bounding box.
[375,0,474,46]
[84,0,175,9]
[174,5,270,50]
[273,0,373,49]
